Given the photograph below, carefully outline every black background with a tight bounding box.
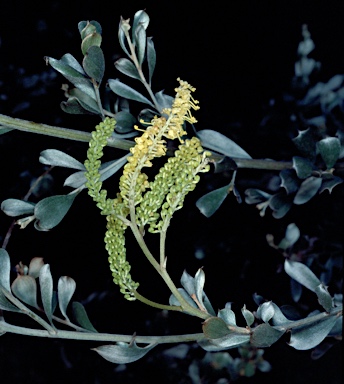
[0,1,343,383]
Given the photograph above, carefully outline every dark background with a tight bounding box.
[0,1,343,383]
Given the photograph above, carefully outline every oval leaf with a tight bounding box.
[93,341,156,364]
[257,301,275,323]
[83,46,105,83]
[293,176,322,205]
[39,264,54,325]
[251,323,285,347]
[196,185,229,218]
[314,284,333,312]
[317,137,341,169]
[108,79,155,108]
[218,308,237,326]
[241,305,255,327]
[34,193,77,230]
[289,315,337,350]
[292,156,313,179]
[197,130,251,159]
[58,276,76,321]
[39,149,85,170]
[284,260,321,292]
[1,199,35,217]
[11,275,38,308]
[114,58,141,80]
[28,257,45,278]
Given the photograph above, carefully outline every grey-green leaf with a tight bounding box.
[108,79,155,108]
[134,25,146,65]
[114,110,137,133]
[319,175,343,194]
[39,149,85,170]
[197,130,251,159]
[147,37,156,85]
[114,58,141,80]
[93,341,156,364]
[241,305,255,327]
[1,199,35,217]
[58,276,76,321]
[83,46,105,83]
[257,301,275,323]
[28,257,45,279]
[67,88,100,114]
[278,223,300,250]
[154,90,174,111]
[314,284,333,312]
[34,193,77,230]
[284,260,321,292]
[11,275,38,308]
[72,301,97,332]
[251,323,284,347]
[196,185,229,218]
[218,308,237,326]
[292,156,313,179]
[60,97,93,115]
[132,10,150,40]
[293,128,316,160]
[59,53,85,75]
[39,264,54,325]
[289,315,337,350]
[280,169,300,194]
[202,317,231,339]
[194,268,205,309]
[0,249,11,291]
[293,176,322,205]
[317,137,341,169]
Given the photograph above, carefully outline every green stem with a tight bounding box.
[91,79,105,120]
[133,290,183,312]
[0,114,133,151]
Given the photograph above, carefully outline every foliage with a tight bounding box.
[0,10,342,382]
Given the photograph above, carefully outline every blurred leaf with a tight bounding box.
[45,56,96,100]
[289,315,337,350]
[319,175,343,194]
[280,169,300,194]
[60,97,93,115]
[58,276,76,321]
[28,257,45,279]
[251,324,284,347]
[34,193,77,230]
[0,127,14,135]
[293,176,322,205]
[241,305,255,327]
[114,111,136,133]
[284,260,321,292]
[83,46,105,83]
[292,156,313,179]
[154,90,174,111]
[196,185,229,218]
[1,199,35,217]
[317,137,341,169]
[163,344,190,359]
[67,88,100,114]
[197,130,251,159]
[278,223,300,250]
[245,189,271,204]
[298,38,315,56]
[72,301,97,332]
[147,37,156,85]
[93,341,156,364]
[81,32,102,56]
[11,275,38,308]
[314,284,333,312]
[290,278,303,302]
[269,192,292,218]
[114,58,141,80]
[39,264,54,325]
[293,128,316,160]
[39,149,85,170]
[218,308,236,325]
[108,79,155,108]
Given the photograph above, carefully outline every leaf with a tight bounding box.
[280,169,300,194]
[1,199,35,217]
[81,32,102,56]
[292,156,313,179]
[78,21,102,39]
[67,88,100,114]
[289,315,337,350]
[34,193,78,230]
[59,53,85,75]
[284,260,321,292]
[72,301,97,332]
[202,317,231,339]
[278,223,300,250]
[154,90,174,111]
[0,127,14,135]
[251,324,284,347]
[58,276,76,321]
[290,278,303,302]
[293,128,316,160]
[270,303,293,326]
[0,249,11,291]
[11,275,38,308]
[147,37,156,85]
[218,308,236,326]
[256,301,275,323]
[194,268,205,309]
[314,284,333,312]
[28,257,45,279]
[114,58,141,80]
[39,149,85,170]
[108,79,155,108]
[134,25,146,65]
[241,305,255,327]
[169,288,198,310]
[317,137,341,169]
[196,185,229,218]
[118,18,131,58]
[45,56,96,100]
[60,97,93,115]
[293,176,322,205]
[319,175,343,194]
[268,192,292,218]
[113,111,137,133]
[245,189,271,204]
[197,130,251,159]
[93,341,156,364]
[39,264,54,325]
[83,46,105,83]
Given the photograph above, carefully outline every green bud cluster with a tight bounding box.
[84,117,139,300]
[136,137,211,233]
